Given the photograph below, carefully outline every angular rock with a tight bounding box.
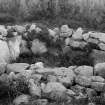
[98,42,105,51]
[75,75,92,87]
[67,38,87,49]
[89,31,100,39]
[98,33,105,43]
[54,67,76,87]
[66,89,76,96]
[6,63,29,73]
[89,49,105,65]
[29,24,36,32]
[35,67,76,87]
[31,39,48,55]
[94,62,105,78]
[74,66,93,77]
[30,62,44,70]
[90,76,105,82]
[83,32,90,41]
[72,27,83,40]
[13,94,30,105]
[60,25,73,37]
[28,79,41,97]
[87,38,99,44]
[91,82,105,92]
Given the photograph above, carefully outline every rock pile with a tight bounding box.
[0,23,105,105]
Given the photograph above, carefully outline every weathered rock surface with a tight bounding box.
[72,27,83,40]
[75,75,92,87]
[91,82,105,92]
[6,63,29,73]
[74,66,93,77]
[13,94,30,105]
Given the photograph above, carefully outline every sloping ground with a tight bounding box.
[1,23,105,105]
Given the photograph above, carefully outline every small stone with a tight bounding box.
[98,43,105,51]
[72,27,83,40]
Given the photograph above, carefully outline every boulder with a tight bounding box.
[87,38,99,44]
[14,25,26,34]
[47,75,58,82]
[28,79,41,97]
[66,38,87,49]
[94,62,105,78]
[53,67,76,87]
[13,94,30,105]
[75,75,92,87]
[29,24,36,32]
[31,39,48,55]
[42,82,67,94]
[74,66,93,77]
[89,49,105,65]
[60,25,73,37]
[6,63,29,73]
[91,82,105,92]
[35,67,75,87]
[72,27,83,40]
[90,76,105,82]
[83,32,90,41]
[89,31,100,39]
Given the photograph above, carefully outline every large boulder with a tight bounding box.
[6,63,30,73]
[35,67,76,87]
[74,66,93,77]
[94,62,105,78]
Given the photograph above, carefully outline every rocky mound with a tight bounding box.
[0,23,105,105]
